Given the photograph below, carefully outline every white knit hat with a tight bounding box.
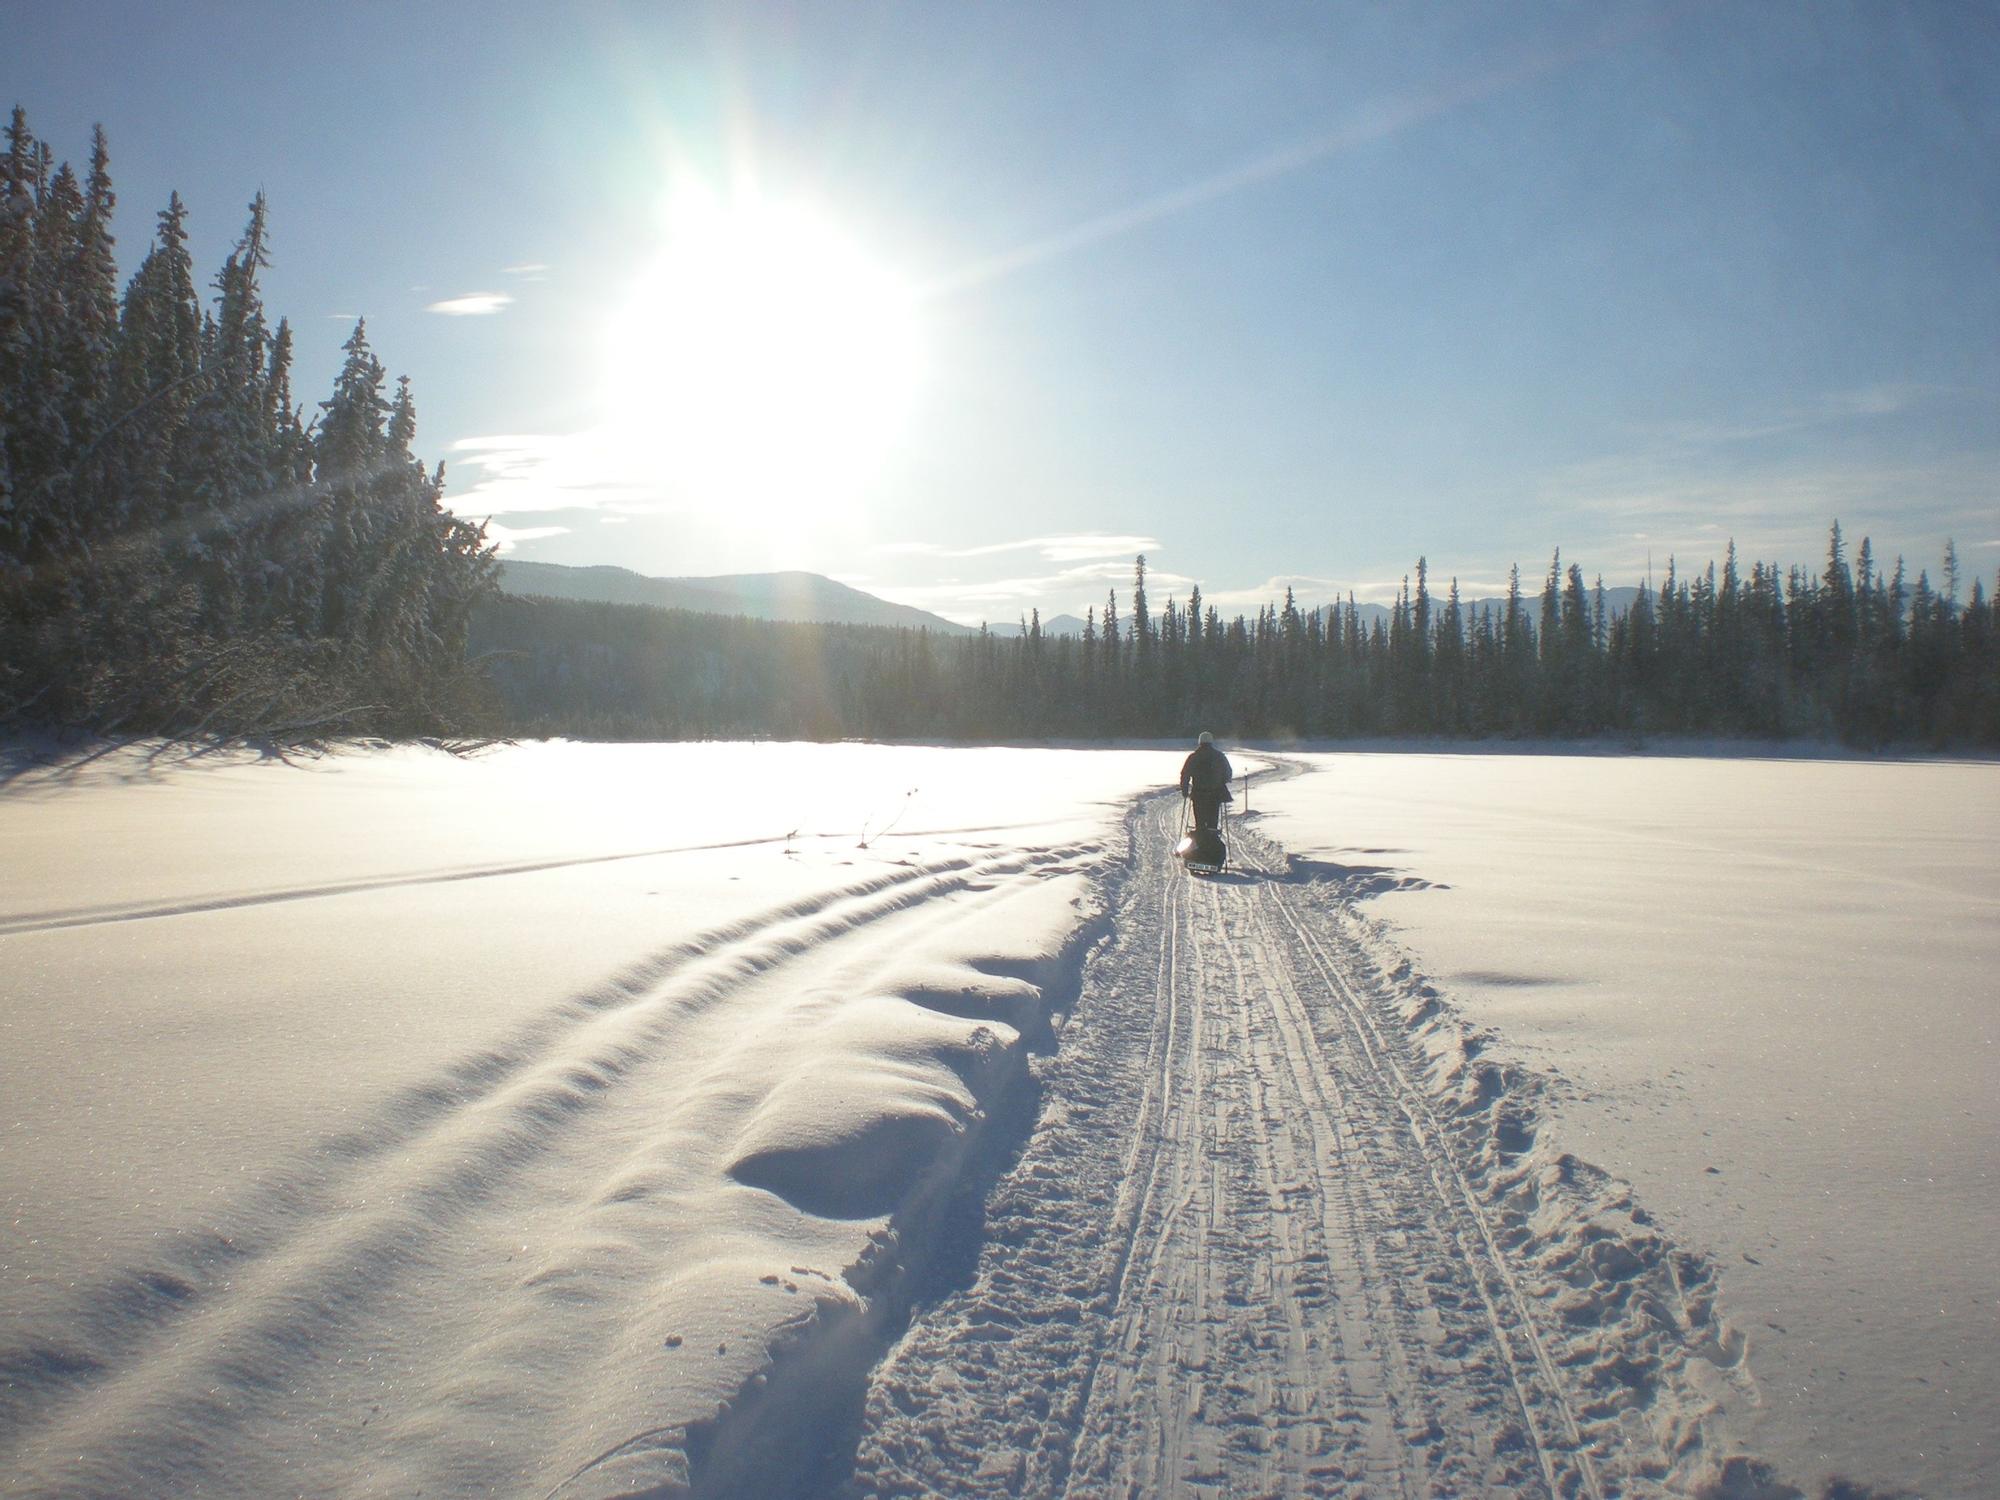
[1197,731,1213,745]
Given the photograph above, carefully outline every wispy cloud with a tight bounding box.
[869,541,1454,624]
[879,533,1161,564]
[1547,456,1992,530]
[427,292,514,316]
[1518,377,2000,583]
[1204,573,1345,608]
[445,432,675,519]
[1624,382,1946,451]
[1203,571,1531,610]
[1534,449,1996,583]
[481,520,570,554]
[501,262,549,277]
[871,556,1198,625]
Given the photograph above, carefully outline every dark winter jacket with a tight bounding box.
[1179,743,1234,798]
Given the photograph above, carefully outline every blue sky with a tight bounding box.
[13,1,1998,623]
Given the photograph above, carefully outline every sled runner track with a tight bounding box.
[1252,874,1603,1500]
[0,842,1090,1468]
[1038,832,1188,1499]
[1063,824,1427,1499]
[1221,855,1420,1496]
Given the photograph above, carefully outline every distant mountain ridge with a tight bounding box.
[496,560,981,634]
[996,591,1646,636]
[983,613,1090,639]
[1315,586,1645,630]
[498,559,1647,641]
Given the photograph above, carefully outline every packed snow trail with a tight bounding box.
[836,791,1751,1499]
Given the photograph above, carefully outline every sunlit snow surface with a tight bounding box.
[0,741,1163,1497]
[5,739,1994,1499]
[1254,748,1999,1499]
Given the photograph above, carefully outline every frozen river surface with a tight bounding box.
[2,740,1991,1497]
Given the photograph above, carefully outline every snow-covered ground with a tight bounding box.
[1,741,1161,1497]
[2,739,1991,1498]
[1251,749,1999,1499]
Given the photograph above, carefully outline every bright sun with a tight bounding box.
[601,186,922,518]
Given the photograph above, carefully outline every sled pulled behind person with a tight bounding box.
[1175,732,1233,874]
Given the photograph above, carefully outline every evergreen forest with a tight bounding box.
[4,115,1994,749]
[476,536,1997,747]
[0,113,497,738]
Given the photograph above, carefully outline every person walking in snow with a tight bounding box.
[1179,732,1233,833]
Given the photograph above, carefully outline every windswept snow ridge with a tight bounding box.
[0,742,1158,1500]
[2,850,1109,1498]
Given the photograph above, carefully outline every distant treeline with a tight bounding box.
[477,534,1998,747]
[0,112,496,738]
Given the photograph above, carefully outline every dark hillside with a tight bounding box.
[497,560,977,634]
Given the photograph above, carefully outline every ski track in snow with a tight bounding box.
[1,842,1103,1499]
[0,822,1065,936]
[835,789,1765,1500]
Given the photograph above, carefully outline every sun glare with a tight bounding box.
[601,186,922,518]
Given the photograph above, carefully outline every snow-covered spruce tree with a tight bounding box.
[0,111,72,574]
[244,315,322,631]
[1406,557,1433,733]
[0,107,43,570]
[0,116,497,738]
[308,325,496,731]
[103,192,203,538]
[1099,585,1122,728]
[1129,552,1153,715]
[62,127,122,537]
[23,159,101,570]
[1434,576,1467,734]
[179,194,276,630]
[0,114,117,723]
[1559,561,1596,731]
[313,317,393,647]
[0,125,124,565]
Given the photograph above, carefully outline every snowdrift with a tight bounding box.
[0,740,1159,1498]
